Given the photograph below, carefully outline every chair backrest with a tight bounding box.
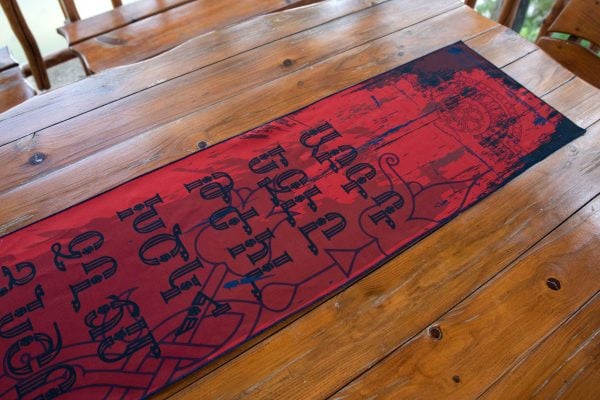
[536,0,600,88]
[58,0,122,22]
[465,0,522,27]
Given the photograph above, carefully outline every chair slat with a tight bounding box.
[538,36,600,87]
[547,0,600,46]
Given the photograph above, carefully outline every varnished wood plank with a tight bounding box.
[0,5,495,233]
[2,27,596,400]
[481,293,600,399]
[0,0,389,142]
[554,360,600,400]
[153,80,600,400]
[331,196,600,399]
[70,0,327,73]
[466,25,537,67]
[501,47,574,94]
[543,76,600,129]
[57,0,195,45]
[0,0,466,196]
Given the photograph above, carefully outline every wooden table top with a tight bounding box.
[1,0,599,398]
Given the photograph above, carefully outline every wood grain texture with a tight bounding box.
[70,0,324,73]
[481,293,600,399]
[0,0,388,142]
[158,74,600,400]
[331,196,600,399]
[0,2,597,398]
[57,0,195,44]
[0,4,494,234]
[0,0,465,197]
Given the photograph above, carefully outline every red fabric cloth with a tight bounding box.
[0,42,584,399]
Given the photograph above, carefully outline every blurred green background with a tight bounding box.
[476,0,554,41]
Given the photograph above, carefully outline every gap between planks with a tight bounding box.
[326,191,600,399]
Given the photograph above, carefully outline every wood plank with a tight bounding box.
[554,360,600,400]
[330,197,600,399]
[464,23,537,67]
[481,293,600,399]
[543,76,600,130]
[0,5,496,233]
[152,81,600,400]
[0,0,466,195]
[70,0,328,73]
[501,47,573,95]
[57,0,196,45]
[0,0,389,142]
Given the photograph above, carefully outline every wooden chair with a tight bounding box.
[0,0,82,90]
[0,0,50,90]
[0,46,35,113]
[536,0,600,88]
[57,0,323,74]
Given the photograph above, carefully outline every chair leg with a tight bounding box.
[465,0,477,8]
[58,0,81,22]
[0,0,50,90]
[536,0,568,42]
[498,0,520,27]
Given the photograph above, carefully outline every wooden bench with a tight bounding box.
[0,46,35,113]
[58,0,322,74]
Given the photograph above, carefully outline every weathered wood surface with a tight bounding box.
[68,0,327,73]
[331,196,600,399]
[0,0,387,141]
[0,1,598,398]
[481,292,600,399]
[0,0,464,197]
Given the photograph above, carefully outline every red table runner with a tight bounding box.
[0,42,584,399]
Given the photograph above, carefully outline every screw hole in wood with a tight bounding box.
[29,152,46,165]
[546,277,561,291]
[452,375,461,383]
[197,141,208,149]
[428,325,443,340]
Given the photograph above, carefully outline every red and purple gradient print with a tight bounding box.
[0,42,584,399]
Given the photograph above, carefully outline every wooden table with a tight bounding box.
[1,0,599,398]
